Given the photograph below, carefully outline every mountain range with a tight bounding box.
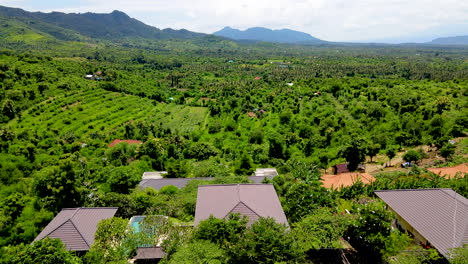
[213,26,324,44]
[0,5,466,46]
[0,5,205,41]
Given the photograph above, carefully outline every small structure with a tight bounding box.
[139,176,275,191]
[84,74,94,80]
[332,163,365,175]
[247,112,257,118]
[427,163,467,179]
[129,215,168,263]
[134,247,166,264]
[321,173,375,190]
[108,139,143,148]
[194,184,288,226]
[34,207,118,251]
[142,171,167,180]
[375,189,468,258]
[254,76,261,80]
[253,168,278,177]
[286,83,294,86]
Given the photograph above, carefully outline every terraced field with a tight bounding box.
[10,87,209,141]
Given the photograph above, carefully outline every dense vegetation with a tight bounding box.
[0,7,467,264]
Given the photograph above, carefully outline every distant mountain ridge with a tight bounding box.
[214,26,323,44]
[429,35,468,45]
[0,5,205,40]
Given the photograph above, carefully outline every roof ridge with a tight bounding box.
[68,217,90,248]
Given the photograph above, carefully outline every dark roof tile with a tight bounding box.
[375,189,468,257]
[34,207,118,251]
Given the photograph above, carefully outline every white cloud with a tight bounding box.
[1,0,467,41]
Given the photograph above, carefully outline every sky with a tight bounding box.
[0,0,467,42]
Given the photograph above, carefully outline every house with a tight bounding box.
[375,189,468,258]
[253,168,278,177]
[321,173,375,189]
[34,207,118,251]
[139,175,275,191]
[194,184,288,226]
[108,139,143,148]
[247,112,257,118]
[133,247,166,264]
[332,163,365,174]
[427,163,467,179]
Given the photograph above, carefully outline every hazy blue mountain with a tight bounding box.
[214,26,323,44]
[429,35,468,45]
[0,5,205,40]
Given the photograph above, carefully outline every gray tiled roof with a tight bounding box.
[375,189,468,257]
[195,184,288,226]
[139,176,273,190]
[134,247,166,260]
[34,207,118,251]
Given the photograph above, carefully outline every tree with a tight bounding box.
[0,238,82,264]
[345,201,411,261]
[385,145,399,167]
[231,217,303,264]
[2,99,16,120]
[165,158,190,178]
[367,143,381,163]
[193,214,247,247]
[339,136,368,171]
[440,143,456,161]
[84,217,129,264]
[402,149,421,164]
[107,166,139,194]
[185,142,219,161]
[293,208,353,252]
[33,159,81,211]
[168,240,227,264]
[234,152,254,176]
[268,134,285,159]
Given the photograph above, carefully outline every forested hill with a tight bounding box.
[429,35,468,45]
[214,26,324,44]
[0,5,206,40]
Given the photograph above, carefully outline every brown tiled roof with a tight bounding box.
[34,207,118,251]
[108,139,143,148]
[427,163,468,179]
[195,184,288,226]
[134,247,166,260]
[321,173,375,189]
[139,176,274,190]
[375,189,468,258]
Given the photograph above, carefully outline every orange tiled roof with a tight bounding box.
[321,173,376,189]
[427,163,468,179]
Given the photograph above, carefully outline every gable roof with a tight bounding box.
[427,163,467,179]
[194,184,288,226]
[34,207,118,251]
[108,139,142,148]
[321,173,375,189]
[375,189,468,258]
[134,247,166,260]
[139,176,273,190]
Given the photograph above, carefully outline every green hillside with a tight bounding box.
[0,5,206,40]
